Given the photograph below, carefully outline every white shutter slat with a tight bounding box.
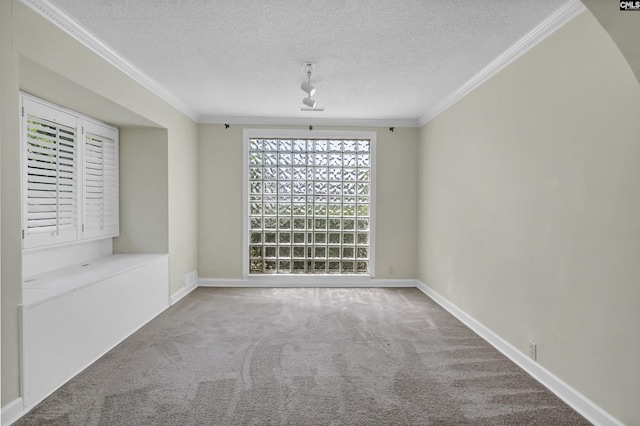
[27,189,58,198]
[27,121,57,134]
[27,182,59,192]
[27,221,57,232]
[58,167,76,176]
[29,211,58,221]
[27,163,57,176]
[28,152,58,165]
[27,175,57,185]
[28,204,57,212]
[27,144,57,158]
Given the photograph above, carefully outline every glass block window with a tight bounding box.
[248,138,371,274]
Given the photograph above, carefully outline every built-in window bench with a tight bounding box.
[20,253,169,409]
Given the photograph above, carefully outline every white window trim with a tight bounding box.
[242,128,377,281]
[20,92,119,252]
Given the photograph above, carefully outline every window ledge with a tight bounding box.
[22,253,168,308]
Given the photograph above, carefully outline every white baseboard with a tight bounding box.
[170,280,198,305]
[7,277,620,426]
[1,398,24,426]
[415,281,622,426]
[199,277,418,288]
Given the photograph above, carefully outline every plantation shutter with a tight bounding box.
[82,121,119,240]
[22,98,79,248]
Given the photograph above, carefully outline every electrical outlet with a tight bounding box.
[388,265,394,275]
[528,341,537,361]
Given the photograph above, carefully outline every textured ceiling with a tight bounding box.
[47,0,571,124]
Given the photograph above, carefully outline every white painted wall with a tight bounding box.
[417,11,640,424]
[198,124,419,280]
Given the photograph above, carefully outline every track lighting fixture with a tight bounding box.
[300,62,323,111]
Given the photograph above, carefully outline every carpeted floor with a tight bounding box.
[15,287,590,425]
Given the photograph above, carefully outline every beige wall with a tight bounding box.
[1,0,198,404]
[1,0,23,404]
[114,127,169,254]
[582,0,640,85]
[168,122,199,291]
[198,124,419,280]
[417,11,640,424]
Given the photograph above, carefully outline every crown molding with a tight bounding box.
[20,0,200,122]
[417,0,586,127]
[199,115,420,128]
[20,0,585,129]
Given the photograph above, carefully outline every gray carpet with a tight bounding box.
[15,287,590,425]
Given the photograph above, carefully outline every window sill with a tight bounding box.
[22,253,168,308]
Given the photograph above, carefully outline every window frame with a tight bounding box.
[243,129,376,280]
[20,93,119,251]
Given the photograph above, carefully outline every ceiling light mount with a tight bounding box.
[300,62,316,96]
[301,62,316,71]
